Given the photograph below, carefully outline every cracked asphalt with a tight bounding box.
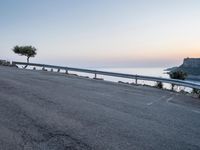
[0,66,200,150]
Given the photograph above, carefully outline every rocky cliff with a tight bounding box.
[181,58,200,68]
[175,58,200,76]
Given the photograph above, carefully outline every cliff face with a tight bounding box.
[181,58,200,68]
[178,58,200,76]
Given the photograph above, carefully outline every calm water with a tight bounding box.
[69,67,171,88]
[69,67,198,92]
[98,67,168,77]
[95,67,168,83]
[27,66,199,92]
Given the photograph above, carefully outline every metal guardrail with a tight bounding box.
[12,61,200,90]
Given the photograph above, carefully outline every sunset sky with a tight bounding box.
[1,0,200,67]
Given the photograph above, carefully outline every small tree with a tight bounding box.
[169,70,187,91]
[13,45,37,68]
[169,70,187,80]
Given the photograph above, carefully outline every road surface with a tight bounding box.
[0,66,200,150]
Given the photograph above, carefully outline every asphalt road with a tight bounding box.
[0,66,200,150]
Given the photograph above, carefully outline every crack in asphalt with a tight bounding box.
[14,112,92,150]
[0,91,92,150]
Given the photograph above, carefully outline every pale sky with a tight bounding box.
[1,0,200,68]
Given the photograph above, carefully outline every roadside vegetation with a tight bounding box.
[192,88,200,98]
[169,70,187,80]
[13,45,37,68]
[169,70,187,91]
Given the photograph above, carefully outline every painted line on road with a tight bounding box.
[147,102,154,106]
[146,95,166,106]
[192,110,200,114]
[166,97,174,103]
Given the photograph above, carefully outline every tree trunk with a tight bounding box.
[24,57,30,69]
[27,57,30,63]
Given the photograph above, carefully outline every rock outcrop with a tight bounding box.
[0,60,17,67]
[181,58,200,68]
[168,58,200,77]
[0,60,11,66]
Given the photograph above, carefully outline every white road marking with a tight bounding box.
[166,97,174,103]
[147,102,153,106]
[192,110,200,114]
[147,96,166,106]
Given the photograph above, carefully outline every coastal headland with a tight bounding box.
[167,58,200,81]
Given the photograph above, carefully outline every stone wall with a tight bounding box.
[0,60,11,66]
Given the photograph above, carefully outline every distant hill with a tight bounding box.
[168,58,200,76]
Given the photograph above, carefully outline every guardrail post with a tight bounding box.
[171,84,175,91]
[10,61,200,91]
[135,75,138,85]
[12,61,16,66]
[51,68,53,72]
[94,73,97,79]
[65,69,68,74]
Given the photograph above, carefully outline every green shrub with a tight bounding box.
[192,88,200,98]
[169,70,187,80]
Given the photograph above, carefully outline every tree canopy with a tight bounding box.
[13,45,37,68]
[13,45,37,59]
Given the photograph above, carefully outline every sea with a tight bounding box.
[66,67,197,92]
[26,66,200,92]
